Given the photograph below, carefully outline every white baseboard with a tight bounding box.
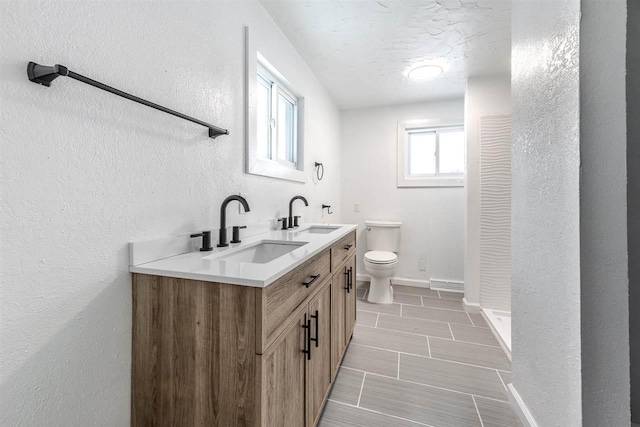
[392,277,430,288]
[356,274,430,289]
[507,384,538,427]
[463,297,481,313]
[356,273,370,283]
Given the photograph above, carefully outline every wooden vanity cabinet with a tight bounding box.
[345,255,357,344]
[258,304,307,427]
[306,282,332,427]
[330,265,348,379]
[330,239,357,380]
[131,231,357,427]
[257,278,332,427]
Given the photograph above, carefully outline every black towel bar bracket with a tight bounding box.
[27,62,229,139]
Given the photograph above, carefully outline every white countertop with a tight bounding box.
[129,223,358,287]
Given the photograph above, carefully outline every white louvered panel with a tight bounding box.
[479,115,512,311]
[430,279,464,293]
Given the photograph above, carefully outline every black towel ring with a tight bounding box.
[314,162,324,181]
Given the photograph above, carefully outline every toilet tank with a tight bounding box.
[365,220,402,252]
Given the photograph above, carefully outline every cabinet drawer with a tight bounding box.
[258,249,331,353]
[330,232,356,271]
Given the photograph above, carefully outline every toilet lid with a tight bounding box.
[365,251,397,264]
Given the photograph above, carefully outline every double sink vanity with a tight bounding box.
[129,222,358,426]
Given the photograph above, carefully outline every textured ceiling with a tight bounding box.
[261,0,511,109]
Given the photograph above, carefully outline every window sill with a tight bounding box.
[397,177,464,188]
[248,158,307,183]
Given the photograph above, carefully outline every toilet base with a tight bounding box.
[367,277,394,304]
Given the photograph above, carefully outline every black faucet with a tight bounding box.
[288,196,309,228]
[190,230,213,251]
[218,195,250,247]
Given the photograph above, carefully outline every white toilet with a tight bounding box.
[364,220,401,304]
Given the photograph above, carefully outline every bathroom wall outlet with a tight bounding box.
[418,259,427,271]
[354,202,360,212]
[238,193,248,214]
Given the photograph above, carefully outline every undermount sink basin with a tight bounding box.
[208,240,307,264]
[298,226,340,234]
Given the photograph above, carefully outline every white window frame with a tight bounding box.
[245,27,306,183]
[397,120,465,188]
[257,64,298,170]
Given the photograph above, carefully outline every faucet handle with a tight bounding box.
[190,231,213,251]
[293,216,301,227]
[277,217,289,230]
[230,226,247,244]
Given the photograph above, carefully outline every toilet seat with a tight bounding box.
[364,251,397,265]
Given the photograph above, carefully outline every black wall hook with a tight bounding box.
[322,204,333,215]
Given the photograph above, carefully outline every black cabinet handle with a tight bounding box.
[344,244,353,250]
[347,267,353,291]
[344,267,350,292]
[302,314,311,361]
[303,274,321,288]
[310,310,319,348]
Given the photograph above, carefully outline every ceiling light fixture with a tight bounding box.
[407,64,443,81]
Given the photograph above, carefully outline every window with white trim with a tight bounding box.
[245,27,305,183]
[256,64,298,169]
[397,121,465,187]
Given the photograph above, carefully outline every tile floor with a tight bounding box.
[319,282,521,427]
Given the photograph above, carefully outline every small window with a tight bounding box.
[398,121,465,187]
[245,27,306,183]
[256,64,298,169]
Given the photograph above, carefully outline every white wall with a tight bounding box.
[340,100,465,285]
[629,0,640,422]
[579,0,629,425]
[511,0,630,425]
[0,2,341,425]
[464,75,511,307]
[511,0,583,424]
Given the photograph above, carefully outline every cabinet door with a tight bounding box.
[345,255,357,342]
[331,268,348,379]
[307,282,332,427]
[259,309,307,427]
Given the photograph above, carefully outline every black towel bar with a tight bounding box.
[27,62,228,139]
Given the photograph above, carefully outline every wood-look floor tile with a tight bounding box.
[475,396,523,427]
[438,291,464,300]
[341,344,398,378]
[468,312,489,327]
[319,400,425,427]
[356,310,378,327]
[328,368,364,406]
[429,338,511,371]
[356,299,401,315]
[359,374,482,427]
[399,354,508,401]
[392,285,439,298]
[402,305,472,326]
[498,370,512,386]
[450,323,500,347]
[393,293,422,306]
[421,296,464,311]
[352,326,429,356]
[376,313,452,339]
